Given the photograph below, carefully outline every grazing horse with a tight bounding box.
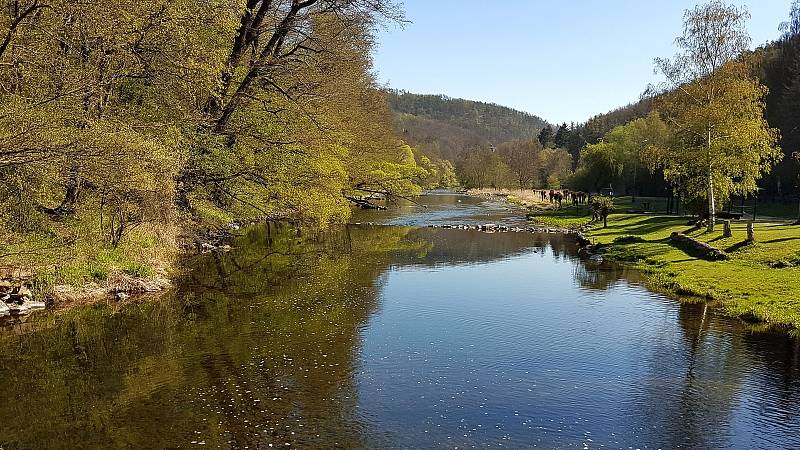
[553,191,564,208]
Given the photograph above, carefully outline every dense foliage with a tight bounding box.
[564,0,800,231]
[0,0,442,278]
[388,90,549,157]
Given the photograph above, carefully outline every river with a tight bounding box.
[0,192,798,449]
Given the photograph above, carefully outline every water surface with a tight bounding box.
[0,194,798,449]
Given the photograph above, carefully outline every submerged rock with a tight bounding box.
[8,301,45,315]
[589,254,604,264]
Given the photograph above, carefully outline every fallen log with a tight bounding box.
[670,232,729,261]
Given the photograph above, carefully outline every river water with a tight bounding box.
[1,192,799,449]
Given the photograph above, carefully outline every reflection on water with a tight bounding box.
[0,196,798,449]
[351,190,530,228]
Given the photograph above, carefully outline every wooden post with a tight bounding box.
[723,220,732,238]
[747,221,755,243]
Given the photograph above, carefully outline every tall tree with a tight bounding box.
[537,125,554,148]
[497,140,542,189]
[652,0,781,231]
[553,123,569,148]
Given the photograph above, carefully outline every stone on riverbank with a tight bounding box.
[0,281,47,318]
[8,301,45,315]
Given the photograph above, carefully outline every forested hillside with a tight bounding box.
[0,0,434,290]
[388,90,549,160]
[563,3,800,200]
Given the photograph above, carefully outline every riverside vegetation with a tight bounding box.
[512,1,800,331]
[2,0,800,331]
[0,0,461,307]
[522,195,800,330]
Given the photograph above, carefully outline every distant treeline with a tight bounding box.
[561,15,800,199]
[393,2,800,210]
[387,90,549,160]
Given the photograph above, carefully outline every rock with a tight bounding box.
[0,302,9,317]
[0,280,12,292]
[25,301,45,311]
[7,300,43,315]
[116,292,130,301]
[15,285,33,300]
[8,303,28,314]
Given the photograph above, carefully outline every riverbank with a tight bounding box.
[0,220,233,317]
[519,198,800,331]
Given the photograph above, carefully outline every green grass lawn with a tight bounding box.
[589,215,800,330]
[525,198,800,330]
[526,196,638,228]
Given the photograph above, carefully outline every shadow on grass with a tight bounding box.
[763,222,797,228]
[762,237,800,244]
[725,240,753,253]
[600,216,685,236]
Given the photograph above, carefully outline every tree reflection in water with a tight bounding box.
[0,224,797,449]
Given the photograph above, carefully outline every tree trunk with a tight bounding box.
[707,172,716,232]
[796,196,800,225]
[723,220,732,238]
[706,128,715,232]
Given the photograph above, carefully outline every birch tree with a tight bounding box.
[653,0,781,231]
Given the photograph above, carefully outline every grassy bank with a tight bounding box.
[0,219,178,309]
[525,198,800,330]
[467,188,593,228]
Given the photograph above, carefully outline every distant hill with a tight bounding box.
[387,90,549,161]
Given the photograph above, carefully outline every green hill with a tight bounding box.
[387,90,549,161]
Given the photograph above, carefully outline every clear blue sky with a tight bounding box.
[374,0,792,124]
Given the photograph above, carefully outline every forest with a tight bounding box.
[0,0,462,287]
[562,2,800,207]
[396,1,800,228]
